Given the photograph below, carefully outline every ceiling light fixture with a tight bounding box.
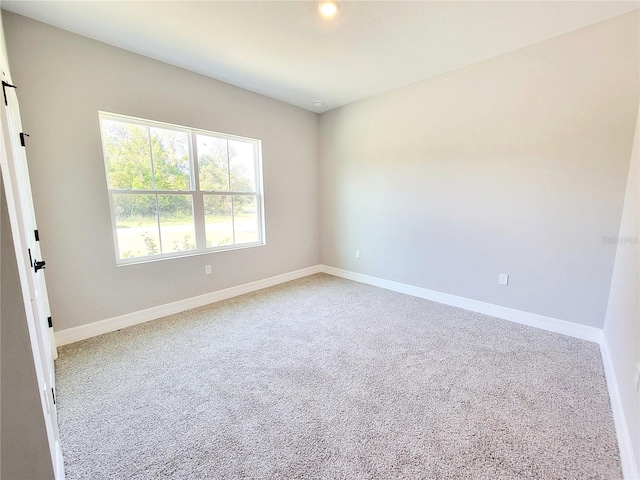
[314,101,324,108]
[318,1,339,18]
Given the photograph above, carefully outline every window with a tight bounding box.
[99,112,264,264]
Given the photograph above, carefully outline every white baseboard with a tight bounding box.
[600,338,640,480]
[55,265,322,346]
[56,263,600,348]
[319,265,601,343]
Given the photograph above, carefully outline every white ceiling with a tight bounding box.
[3,1,639,113]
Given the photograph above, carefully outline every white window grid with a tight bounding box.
[99,112,266,265]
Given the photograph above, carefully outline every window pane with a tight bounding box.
[233,195,259,244]
[197,134,229,191]
[204,195,233,247]
[150,127,191,191]
[158,195,196,253]
[101,120,153,190]
[112,194,159,258]
[229,140,256,192]
[100,113,264,262]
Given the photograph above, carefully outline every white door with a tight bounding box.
[0,21,65,480]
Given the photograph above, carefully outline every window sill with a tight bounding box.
[115,241,266,267]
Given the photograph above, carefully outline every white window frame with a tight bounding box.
[98,112,265,265]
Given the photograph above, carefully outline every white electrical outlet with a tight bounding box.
[205,265,212,275]
[499,273,509,286]
[355,250,360,259]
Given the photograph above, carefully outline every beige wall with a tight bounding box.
[319,11,639,328]
[604,102,639,473]
[5,11,637,333]
[3,12,320,330]
[2,6,639,476]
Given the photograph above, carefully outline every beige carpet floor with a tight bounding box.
[55,273,621,479]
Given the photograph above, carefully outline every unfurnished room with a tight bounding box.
[0,1,638,479]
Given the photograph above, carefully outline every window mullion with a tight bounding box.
[148,125,156,190]
[190,130,198,192]
[155,194,163,254]
[191,131,206,251]
[226,139,231,191]
[230,195,236,245]
[193,191,206,251]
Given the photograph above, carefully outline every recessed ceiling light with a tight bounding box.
[318,1,339,18]
[314,101,324,107]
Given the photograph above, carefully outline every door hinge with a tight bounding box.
[19,132,29,146]
[48,316,53,328]
[34,229,39,241]
[51,388,56,405]
[33,259,46,273]
[2,80,16,106]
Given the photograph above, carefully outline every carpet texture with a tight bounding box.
[56,274,622,479]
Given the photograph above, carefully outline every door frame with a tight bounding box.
[0,12,65,479]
